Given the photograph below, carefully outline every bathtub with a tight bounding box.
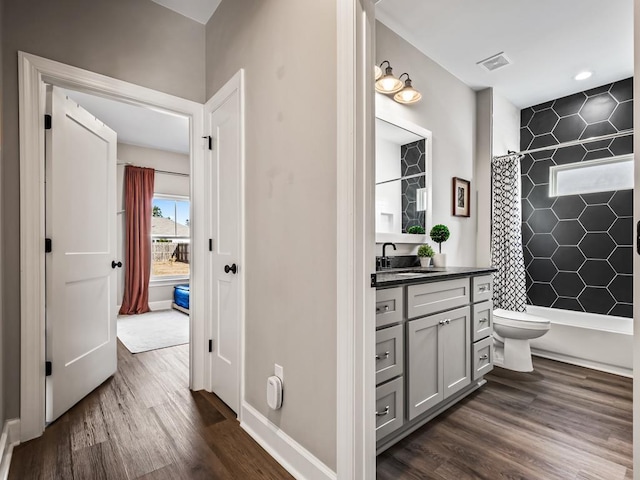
[527,305,633,378]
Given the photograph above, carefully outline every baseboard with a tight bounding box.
[149,300,172,311]
[240,402,336,480]
[532,349,632,378]
[0,419,20,480]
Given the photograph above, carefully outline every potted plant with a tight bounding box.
[407,225,426,234]
[417,244,435,267]
[430,224,450,267]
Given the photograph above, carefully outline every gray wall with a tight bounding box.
[475,88,493,267]
[0,0,4,425]
[206,0,338,469]
[375,22,478,266]
[2,0,205,419]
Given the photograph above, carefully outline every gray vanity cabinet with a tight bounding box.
[374,268,495,453]
[407,306,470,420]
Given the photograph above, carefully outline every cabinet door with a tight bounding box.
[442,306,471,399]
[407,313,443,420]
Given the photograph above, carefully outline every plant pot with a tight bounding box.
[432,253,446,268]
[419,256,432,267]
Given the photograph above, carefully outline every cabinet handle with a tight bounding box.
[376,406,390,417]
[479,318,488,323]
[375,351,390,361]
[479,354,489,360]
[376,304,390,313]
[439,319,451,326]
[478,285,490,293]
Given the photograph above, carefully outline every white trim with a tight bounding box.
[149,300,173,311]
[531,350,633,378]
[203,69,245,418]
[336,1,376,479]
[18,52,207,442]
[241,402,336,480]
[0,419,20,480]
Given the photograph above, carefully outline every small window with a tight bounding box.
[151,196,190,279]
[549,154,634,197]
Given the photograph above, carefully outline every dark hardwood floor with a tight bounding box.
[377,357,633,480]
[10,342,294,480]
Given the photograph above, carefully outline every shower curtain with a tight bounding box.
[491,155,527,312]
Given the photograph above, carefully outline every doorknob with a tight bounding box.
[224,263,237,274]
[111,261,122,269]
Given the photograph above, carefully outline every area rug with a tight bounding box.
[117,309,189,354]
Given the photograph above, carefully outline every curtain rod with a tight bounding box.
[494,129,634,161]
[116,162,189,177]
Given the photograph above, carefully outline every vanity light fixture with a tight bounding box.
[394,73,422,104]
[375,60,403,94]
[374,64,382,81]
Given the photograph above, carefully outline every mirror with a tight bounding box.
[375,110,433,244]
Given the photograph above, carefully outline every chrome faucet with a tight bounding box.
[380,242,396,269]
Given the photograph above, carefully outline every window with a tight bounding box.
[151,196,190,279]
[549,154,634,197]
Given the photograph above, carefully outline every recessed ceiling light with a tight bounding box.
[574,71,592,81]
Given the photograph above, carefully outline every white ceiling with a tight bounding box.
[151,0,221,24]
[64,89,190,155]
[376,0,633,108]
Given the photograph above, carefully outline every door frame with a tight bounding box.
[203,70,246,419]
[336,0,376,478]
[18,51,207,442]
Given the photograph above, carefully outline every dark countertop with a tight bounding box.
[375,266,497,288]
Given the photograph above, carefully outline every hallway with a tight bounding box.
[9,342,293,479]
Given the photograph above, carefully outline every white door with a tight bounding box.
[205,75,243,413]
[45,86,118,422]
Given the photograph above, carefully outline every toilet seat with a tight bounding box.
[493,308,550,330]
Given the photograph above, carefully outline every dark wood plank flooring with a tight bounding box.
[377,357,633,480]
[10,342,294,480]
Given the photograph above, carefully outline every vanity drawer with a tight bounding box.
[375,324,404,385]
[376,287,404,328]
[406,278,469,319]
[375,376,404,441]
[472,336,494,380]
[472,301,493,342]
[472,275,493,303]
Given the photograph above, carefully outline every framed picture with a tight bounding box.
[452,177,470,217]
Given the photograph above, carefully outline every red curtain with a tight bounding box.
[119,166,155,315]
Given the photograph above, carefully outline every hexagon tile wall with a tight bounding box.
[520,77,633,318]
[401,139,426,232]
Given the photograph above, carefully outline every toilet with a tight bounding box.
[493,308,551,372]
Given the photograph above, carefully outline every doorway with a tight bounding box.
[18,52,208,442]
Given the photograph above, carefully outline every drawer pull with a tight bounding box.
[438,318,451,326]
[376,304,390,313]
[479,354,489,360]
[376,406,390,417]
[375,351,390,361]
[478,285,490,293]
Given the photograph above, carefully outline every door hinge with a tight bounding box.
[371,273,377,288]
[208,339,213,353]
[209,239,213,252]
[45,361,52,376]
[202,135,212,150]
[44,114,52,130]
[45,238,52,253]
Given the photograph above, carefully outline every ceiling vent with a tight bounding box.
[477,52,511,72]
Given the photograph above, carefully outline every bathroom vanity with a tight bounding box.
[374,266,496,453]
